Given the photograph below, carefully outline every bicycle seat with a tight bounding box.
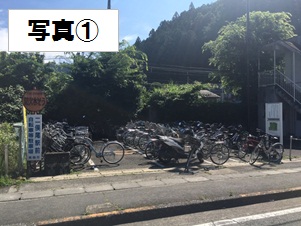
[270,136,279,142]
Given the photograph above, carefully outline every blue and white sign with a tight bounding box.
[27,114,42,161]
[265,103,283,144]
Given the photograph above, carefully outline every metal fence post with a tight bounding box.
[18,127,24,175]
[289,136,293,161]
[4,144,8,176]
[26,161,31,179]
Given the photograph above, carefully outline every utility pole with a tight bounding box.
[246,0,251,130]
[107,0,111,9]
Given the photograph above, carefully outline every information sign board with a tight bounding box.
[27,114,42,161]
[265,103,283,144]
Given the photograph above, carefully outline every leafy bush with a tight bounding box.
[0,85,24,122]
[144,82,212,107]
[138,82,246,124]
[0,123,19,177]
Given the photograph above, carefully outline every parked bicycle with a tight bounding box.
[223,125,249,160]
[44,122,125,166]
[81,138,125,165]
[249,131,284,165]
[196,126,230,165]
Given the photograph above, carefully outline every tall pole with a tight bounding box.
[246,0,250,130]
[107,0,111,9]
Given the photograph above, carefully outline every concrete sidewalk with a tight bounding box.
[1,159,301,203]
[1,158,301,225]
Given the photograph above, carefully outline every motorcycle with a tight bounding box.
[146,134,204,164]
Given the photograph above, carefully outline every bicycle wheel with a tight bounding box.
[210,143,230,165]
[144,140,159,160]
[249,146,260,165]
[269,143,284,163]
[133,133,142,148]
[237,140,248,159]
[138,134,150,151]
[29,159,44,173]
[102,142,125,164]
[69,143,91,165]
[124,134,132,147]
[123,131,133,147]
[158,154,172,164]
[201,145,210,159]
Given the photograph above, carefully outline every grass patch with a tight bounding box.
[0,176,27,188]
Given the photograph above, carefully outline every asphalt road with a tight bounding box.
[118,197,301,226]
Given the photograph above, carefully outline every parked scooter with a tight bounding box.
[152,132,204,164]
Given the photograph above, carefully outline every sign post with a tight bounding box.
[265,103,283,144]
[22,89,46,178]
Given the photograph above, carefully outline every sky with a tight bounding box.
[0,0,216,60]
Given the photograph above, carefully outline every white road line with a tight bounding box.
[193,206,301,226]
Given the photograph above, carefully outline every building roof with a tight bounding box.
[263,37,301,56]
[199,90,220,99]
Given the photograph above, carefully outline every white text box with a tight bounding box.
[9,10,119,52]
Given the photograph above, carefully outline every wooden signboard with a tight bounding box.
[22,89,47,112]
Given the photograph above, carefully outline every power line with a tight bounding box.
[146,64,216,84]
[148,64,216,75]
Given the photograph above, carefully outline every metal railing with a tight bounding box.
[259,70,301,105]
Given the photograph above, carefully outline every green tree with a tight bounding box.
[0,52,71,122]
[0,85,24,122]
[189,2,195,10]
[137,0,301,76]
[50,42,148,137]
[202,11,296,96]
[172,12,179,20]
[63,41,148,113]
[134,37,142,49]
[0,52,46,90]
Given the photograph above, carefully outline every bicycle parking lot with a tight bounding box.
[27,120,301,178]
[86,144,301,174]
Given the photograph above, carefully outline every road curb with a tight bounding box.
[36,186,301,225]
[26,158,301,183]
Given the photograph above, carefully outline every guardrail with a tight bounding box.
[289,135,301,161]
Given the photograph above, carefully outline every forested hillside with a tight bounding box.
[136,0,301,70]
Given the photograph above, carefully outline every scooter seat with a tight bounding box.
[170,137,185,145]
